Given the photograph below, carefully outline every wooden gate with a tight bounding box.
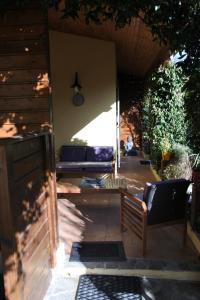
[0,133,57,300]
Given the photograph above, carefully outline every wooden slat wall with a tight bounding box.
[0,6,52,138]
[0,133,57,300]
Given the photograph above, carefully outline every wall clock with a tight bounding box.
[72,93,85,106]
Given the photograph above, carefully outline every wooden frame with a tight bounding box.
[0,133,58,300]
[120,189,187,256]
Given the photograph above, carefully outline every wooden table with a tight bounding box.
[57,177,127,196]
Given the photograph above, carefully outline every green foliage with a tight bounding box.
[190,153,200,171]
[142,62,188,162]
[0,1,199,69]
[184,70,200,153]
[163,143,192,180]
[160,137,171,153]
[1,0,200,157]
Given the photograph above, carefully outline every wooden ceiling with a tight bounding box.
[48,7,169,79]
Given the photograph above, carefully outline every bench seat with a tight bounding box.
[56,145,115,175]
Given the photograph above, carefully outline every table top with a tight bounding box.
[57,176,127,194]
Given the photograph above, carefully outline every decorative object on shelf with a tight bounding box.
[71,72,85,106]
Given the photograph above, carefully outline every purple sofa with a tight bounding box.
[56,145,115,175]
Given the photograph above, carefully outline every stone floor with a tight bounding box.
[44,156,200,300]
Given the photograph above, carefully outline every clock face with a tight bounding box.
[72,93,85,106]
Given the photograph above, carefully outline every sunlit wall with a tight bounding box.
[49,31,116,155]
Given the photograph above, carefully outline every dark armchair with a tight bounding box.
[120,179,191,256]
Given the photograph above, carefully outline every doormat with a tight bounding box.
[75,274,142,300]
[69,241,126,262]
[75,275,200,300]
[140,160,151,165]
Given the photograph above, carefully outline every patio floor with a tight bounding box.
[44,155,200,300]
[57,155,198,261]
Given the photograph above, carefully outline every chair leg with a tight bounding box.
[120,194,124,232]
[141,215,147,256]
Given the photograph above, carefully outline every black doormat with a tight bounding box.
[69,241,126,262]
[75,274,142,300]
[75,275,200,300]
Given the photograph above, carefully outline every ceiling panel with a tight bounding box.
[48,7,169,79]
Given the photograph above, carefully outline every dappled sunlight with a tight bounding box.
[0,71,14,82]
[34,73,49,92]
[0,120,18,136]
[0,69,51,138]
[71,103,116,146]
[2,170,49,297]
[58,198,93,254]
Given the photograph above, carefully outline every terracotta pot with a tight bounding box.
[162,151,171,161]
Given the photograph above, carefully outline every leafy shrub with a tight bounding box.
[163,143,192,180]
[142,61,188,164]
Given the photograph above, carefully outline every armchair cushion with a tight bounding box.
[144,179,191,225]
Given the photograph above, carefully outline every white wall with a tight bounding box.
[49,31,116,154]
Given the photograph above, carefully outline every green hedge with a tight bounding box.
[142,62,188,164]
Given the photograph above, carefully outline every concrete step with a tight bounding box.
[62,258,200,281]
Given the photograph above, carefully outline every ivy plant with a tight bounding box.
[142,62,188,164]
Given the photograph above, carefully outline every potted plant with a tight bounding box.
[160,137,171,160]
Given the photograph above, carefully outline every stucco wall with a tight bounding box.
[49,31,116,155]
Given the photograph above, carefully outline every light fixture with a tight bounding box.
[71,72,85,106]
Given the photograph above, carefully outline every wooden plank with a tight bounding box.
[13,151,44,181]
[25,266,51,300]
[0,39,47,56]
[22,232,50,274]
[0,54,48,69]
[0,96,49,111]
[17,205,48,248]
[0,123,51,138]
[11,137,42,161]
[0,146,22,300]
[0,111,50,125]
[0,24,46,41]
[22,221,49,260]
[0,69,49,84]
[0,9,46,26]
[13,179,46,220]
[44,134,58,267]
[0,83,49,97]
[15,191,47,233]
[21,228,51,300]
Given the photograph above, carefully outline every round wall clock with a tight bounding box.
[72,93,85,106]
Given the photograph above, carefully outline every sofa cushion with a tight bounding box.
[60,146,86,162]
[86,146,114,162]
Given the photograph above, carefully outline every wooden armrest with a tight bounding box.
[120,189,147,214]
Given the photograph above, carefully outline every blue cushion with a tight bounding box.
[86,146,114,162]
[144,179,191,225]
[60,146,86,162]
